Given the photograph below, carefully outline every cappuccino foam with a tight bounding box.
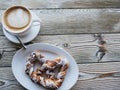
[4,7,31,31]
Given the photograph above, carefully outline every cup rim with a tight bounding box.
[1,5,32,34]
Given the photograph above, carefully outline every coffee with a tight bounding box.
[2,6,41,35]
[3,6,31,31]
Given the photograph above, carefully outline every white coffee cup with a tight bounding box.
[1,5,41,35]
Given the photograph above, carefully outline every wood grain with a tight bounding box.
[0,0,120,9]
[73,77,120,90]
[1,34,120,66]
[0,67,26,90]
[0,0,120,90]
[1,9,120,34]
[0,62,120,90]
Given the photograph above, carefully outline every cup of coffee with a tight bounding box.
[1,6,40,35]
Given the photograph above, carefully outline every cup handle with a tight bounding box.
[31,17,41,26]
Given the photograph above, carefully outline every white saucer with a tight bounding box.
[2,12,41,43]
[12,43,79,90]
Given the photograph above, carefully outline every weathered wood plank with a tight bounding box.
[74,62,120,90]
[0,0,120,9]
[0,67,26,90]
[1,9,120,34]
[1,34,120,66]
[73,78,120,90]
[0,62,120,90]
[78,62,120,73]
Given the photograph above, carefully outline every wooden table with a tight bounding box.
[0,0,120,90]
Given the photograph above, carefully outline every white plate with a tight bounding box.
[12,43,79,90]
[2,11,41,43]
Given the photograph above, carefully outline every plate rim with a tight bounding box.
[12,43,79,90]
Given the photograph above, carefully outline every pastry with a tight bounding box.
[25,50,69,89]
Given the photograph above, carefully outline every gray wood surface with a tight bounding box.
[0,0,120,9]
[0,0,120,90]
[0,62,120,90]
